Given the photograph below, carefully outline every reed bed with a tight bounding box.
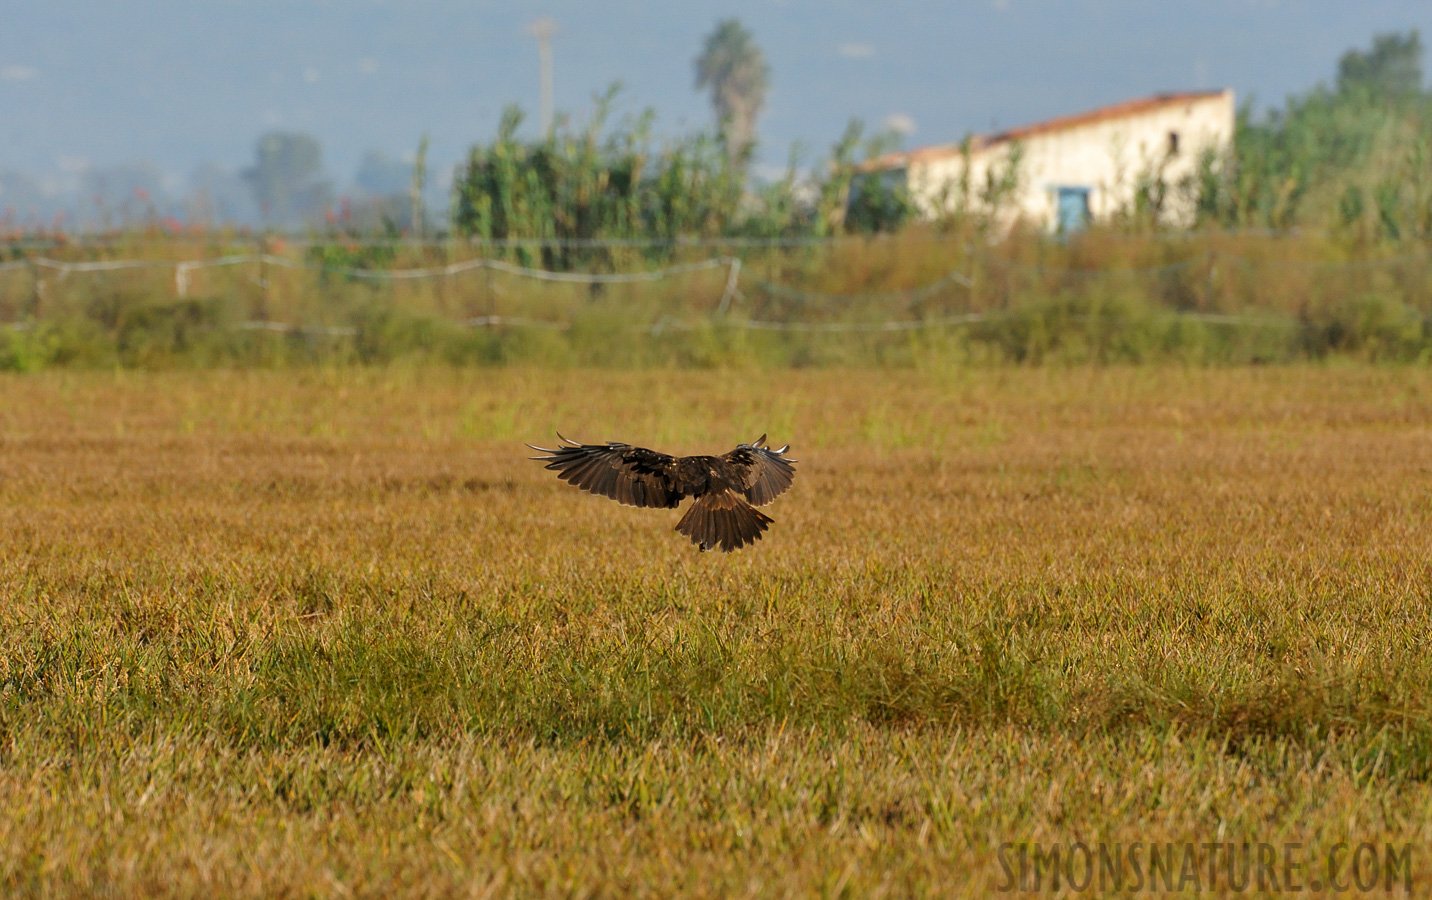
[2,228,1431,369]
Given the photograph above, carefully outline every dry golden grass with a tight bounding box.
[1,366,1431,897]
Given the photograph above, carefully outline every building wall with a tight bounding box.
[903,90,1235,230]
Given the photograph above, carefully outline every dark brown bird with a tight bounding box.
[527,433,796,552]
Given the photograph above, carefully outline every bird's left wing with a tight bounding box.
[721,434,797,507]
[527,433,682,508]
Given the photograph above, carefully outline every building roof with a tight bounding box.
[861,89,1231,172]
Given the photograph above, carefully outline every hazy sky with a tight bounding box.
[2,0,1430,194]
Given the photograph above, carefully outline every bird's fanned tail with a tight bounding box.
[674,488,773,553]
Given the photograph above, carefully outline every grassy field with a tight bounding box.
[1,365,1430,897]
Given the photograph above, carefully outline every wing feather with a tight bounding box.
[528,436,681,509]
[721,437,797,507]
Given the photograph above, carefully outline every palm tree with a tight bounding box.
[694,18,770,169]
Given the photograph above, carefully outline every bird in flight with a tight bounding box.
[527,433,796,552]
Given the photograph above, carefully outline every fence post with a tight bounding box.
[28,259,42,319]
[259,256,271,322]
[175,261,193,298]
[716,256,741,315]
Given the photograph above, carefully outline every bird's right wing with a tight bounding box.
[721,434,797,507]
[527,434,682,508]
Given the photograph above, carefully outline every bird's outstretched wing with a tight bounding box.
[721,434,797,507]
[527,433,682,509]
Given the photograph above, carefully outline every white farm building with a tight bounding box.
[860,90,1236,231]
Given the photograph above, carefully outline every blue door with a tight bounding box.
[1057,187,1091,233]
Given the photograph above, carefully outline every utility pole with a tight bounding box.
[528,16,557,137]
[410,133,429,239]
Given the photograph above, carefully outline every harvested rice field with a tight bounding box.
[1,366,1429,897]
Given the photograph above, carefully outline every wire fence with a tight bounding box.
[2,244,1431,336]
[3,251,962,333]
[0,226,1317,252]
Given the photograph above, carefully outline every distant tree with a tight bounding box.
[694,18,770,169]
[1337,30,1423,99]
[1192,29,1432,234]
[242,132,334,227]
